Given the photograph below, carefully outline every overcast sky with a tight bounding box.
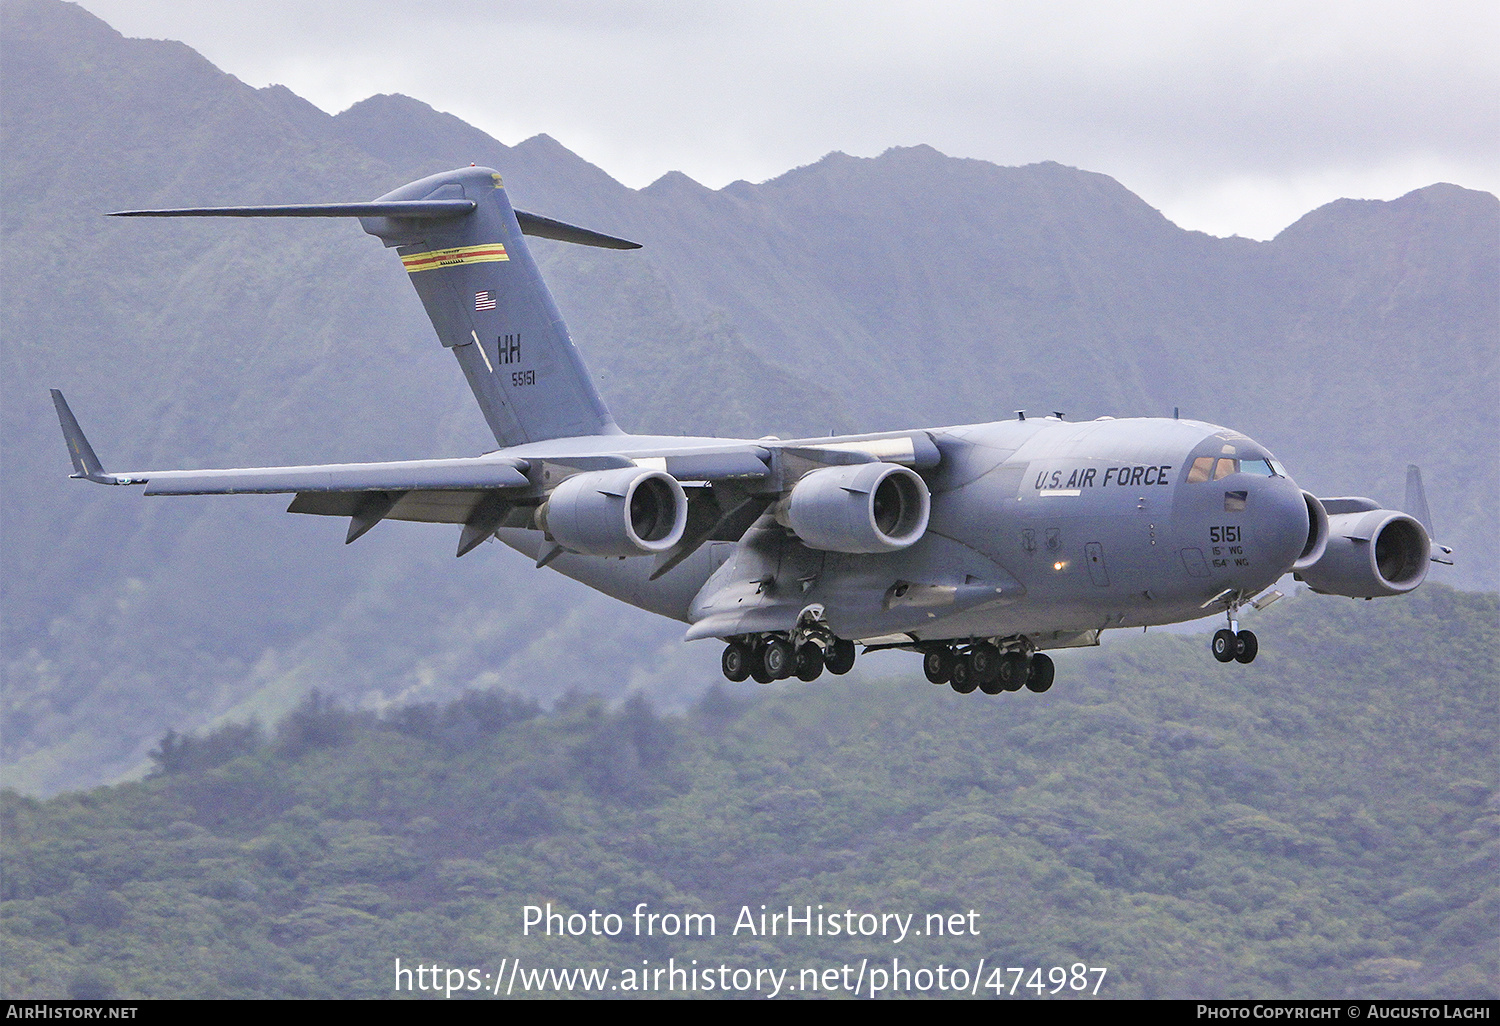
[73,0,1498,239]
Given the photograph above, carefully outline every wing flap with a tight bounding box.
[288,488,532,527]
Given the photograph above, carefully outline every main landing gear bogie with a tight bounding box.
[721,633,1058,693]
[921,641,1055,697]
[721,632,852,683]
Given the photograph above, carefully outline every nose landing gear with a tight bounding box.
[1211,600,1259,665]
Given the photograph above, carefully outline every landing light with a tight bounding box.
[1053,561,1066,571]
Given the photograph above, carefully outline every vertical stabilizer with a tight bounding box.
[360,167,621,447]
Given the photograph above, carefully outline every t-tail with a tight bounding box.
[110,166,637,448]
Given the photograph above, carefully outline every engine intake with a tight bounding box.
[1295,509,1430,598]
[1292,491,1329,571]
[538,467,687,556]
[782,462,930,553]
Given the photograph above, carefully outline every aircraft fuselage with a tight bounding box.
[76,164,1435,690]
[498,415,1312,650]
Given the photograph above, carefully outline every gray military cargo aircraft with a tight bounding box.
[52,165,1452,695]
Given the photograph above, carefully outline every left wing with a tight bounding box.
[53,390,942,564]
[52,390,776,559]
[52,389,532,554]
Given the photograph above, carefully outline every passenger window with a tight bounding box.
[1213,458,1238,480]
[1187,456,1214,483]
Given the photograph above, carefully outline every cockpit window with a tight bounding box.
[1189,451,1287,483]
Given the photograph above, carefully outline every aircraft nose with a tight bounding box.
[1252,476,1311,573]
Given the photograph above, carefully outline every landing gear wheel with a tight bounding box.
[968,642,1000,685]
[979,672,1004,696]
[949,656,977,694]
[795,643,825,681]
[721,642,752,682]
[761,637,795,680]
[998,652,1028,692]
[1025,653,1055,693]
[749,649,775,684]
[1234,630,1258,664]
[1212,628,1237,663]
[825,639,856,675]
[922,648,952,685]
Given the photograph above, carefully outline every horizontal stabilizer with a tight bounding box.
[108,200,477,219]
[108,202,640,249]
[513,211,640,250]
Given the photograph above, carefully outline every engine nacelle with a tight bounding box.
[1292,491,1330,571]
[1295,509,1430,597]
[781,462,930,553]
[538,467,687,556]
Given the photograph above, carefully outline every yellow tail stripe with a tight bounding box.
[401,243,509,272]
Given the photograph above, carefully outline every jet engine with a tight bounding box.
[781,462,930,553]
[1292,491,1330,571]
[1294,506,1430,598]
[538,467,687,556]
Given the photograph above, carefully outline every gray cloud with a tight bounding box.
[71,0,1499,237]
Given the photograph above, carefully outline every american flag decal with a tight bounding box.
[475,291,497,311]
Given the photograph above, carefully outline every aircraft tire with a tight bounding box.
[969,642,1000,684]
[722,642,752,682]
[825,639,857,675]
[949,657,977,694]
[749,640,775,683]
[979,673,1004,696]
[1025,653,1055,693]
[999,652,1028,692]
[923,648,952,684]
[795,643,826,681]
[1212,629,1237,663]
[1234,630,1258,664]
[762,638,795,680]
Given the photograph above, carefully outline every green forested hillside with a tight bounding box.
[3,587,1494,999]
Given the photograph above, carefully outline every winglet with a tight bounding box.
[50,390,117,484]
[1404,465,1454,565]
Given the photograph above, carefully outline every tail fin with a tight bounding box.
[110,166,634,448]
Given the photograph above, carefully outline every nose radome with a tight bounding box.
[1252,477,1311,573]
